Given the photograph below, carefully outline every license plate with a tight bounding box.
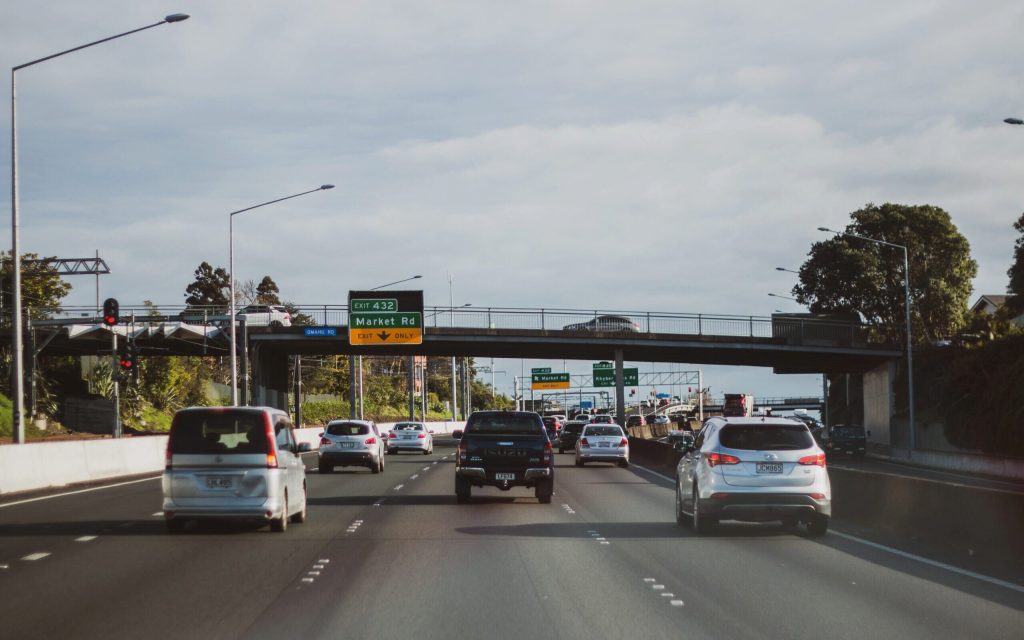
[494,473,515,481]
[402,434,415,439]
[205,476,234,489]
[756,463,783,474]
[599,442,610,448]
[342,442,354,449]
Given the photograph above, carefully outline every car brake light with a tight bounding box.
[706,452,740,467]
[809,493,826,500]
[710,492,730,500]
[619,437,629,446]
[389,432,397,438]
[458,441,467,463]
[798,454,826,467]
[417,433,426,439]
[543,440,552,465]
[264,414,278,468]
[319,437,331,446]
[165,446,172,470]
[580,437,590,447]
[365,436,377,445]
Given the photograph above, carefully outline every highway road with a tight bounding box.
[0,440,1021,640]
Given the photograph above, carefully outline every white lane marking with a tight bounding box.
[432,461,439,465]
[301,578,315,583]
[600,541,611,545]
[151,512,163,517]
[630,463,675,483]
[393,484,404,491]
[644,578,655,583]
[308,571,321,576]
[596,537,606,541]
[652,584,665,590]
[410,475,419,480]
[661,593,674,597]
[670,600,684,607]
[75,536,97,542]
[0,564,8,570]
[319,559,330,563]
[829,530,1024,594]
[22,553,50,561]
[0,476,160,509]
[313,564,325,570]
[422,467,430,472]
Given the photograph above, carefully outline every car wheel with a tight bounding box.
[166,518,186,534]
[558,447,564,454]
[781,516,799,529]
[455,477,471,504]
[618,459,630,468]
[269,320,283,328]
[575,457,583,467]
[423,448,430,455]
[271,494,288,532]
[290,485,307,524]
[693,487,716,534]
[674,483,691,526]
[371,459,381,474]
[806,514,829,537]
[378,456,385,472]
[318,462,332,474]
[388,448,397,455]
[535,479,553,504]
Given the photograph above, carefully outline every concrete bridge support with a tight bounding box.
[252,344,290,413]
[863,360,896,447]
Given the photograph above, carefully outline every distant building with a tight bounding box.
[970,294,1023,326]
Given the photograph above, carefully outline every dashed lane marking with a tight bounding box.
[22,553,50,561]
[75,536,97,542]
[393,484,404,491]
[671,600,685,607]
[410,475,419,480]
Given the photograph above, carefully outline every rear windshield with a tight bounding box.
[592,415,613,423]
[719,425,814,451]
[327,422,371,436]
[542,417,558,426]
[393,423,423,431]
[584,426,623,437]
[832,426,865,438]
[563,423,586,435]
[466,414,544,435]
[170,410,269,454]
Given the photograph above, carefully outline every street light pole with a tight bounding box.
[819,226,916,451]
[228,185,334,405]
[10,13,190,443]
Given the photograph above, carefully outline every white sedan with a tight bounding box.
[575,424,629,467]
[386,422,434,455]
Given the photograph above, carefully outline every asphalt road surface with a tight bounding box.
[1,442,1021,640]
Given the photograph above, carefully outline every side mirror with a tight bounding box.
[298,442,312,453]
[451,429,463,439]
[318,432,324,438]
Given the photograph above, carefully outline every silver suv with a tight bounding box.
[162,406,310,533]
[674,417,831,535]
[237,304,291,327]
[318,419,386,473]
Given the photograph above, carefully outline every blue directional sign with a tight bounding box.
[304,327,338,337]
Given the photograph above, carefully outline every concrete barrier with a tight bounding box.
[0,421,468,496]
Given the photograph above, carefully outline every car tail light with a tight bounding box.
[264,414,278,468]
[543,440,553,465]
[365,436,377,445]
[798,454,827,467]
[319,437,331,447]
[458,440,467,463]
[580,437,590,447]
[389,432,397,439]
[809,492,826,500]
[165,446,173,470]
[710,492,730,500]
[706,452,740,467]
[619,437,629,446]
[417,433,426,439]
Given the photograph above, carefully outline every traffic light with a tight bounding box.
[102,297,119,326]
[119,341,138,374]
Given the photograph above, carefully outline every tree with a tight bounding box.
[1006,212,1024,316]
[0,252,73,321]
[255,276,281,304]
[184,262,230,310]
[793,203,977,344]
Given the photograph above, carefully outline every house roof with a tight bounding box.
[971,294,1015,312]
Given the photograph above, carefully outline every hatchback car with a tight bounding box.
[576,425,629,467]
[387,422,434,455]
[319,419,386,472]
[562,315,641,333]
[162,406,310,533]
[590,414,614,424]
[626,414,646,428]
[675,417,831,535]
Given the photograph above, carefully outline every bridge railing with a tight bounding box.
[22,304,885,345]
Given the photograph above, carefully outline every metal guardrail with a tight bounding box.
[16,304,887,345]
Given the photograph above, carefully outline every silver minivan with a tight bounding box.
[162,406,310,533]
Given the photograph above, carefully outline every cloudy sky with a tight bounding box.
[3,1,1023,402]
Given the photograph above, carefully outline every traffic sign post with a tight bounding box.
[532,372,570,390]
[348,290,424,346]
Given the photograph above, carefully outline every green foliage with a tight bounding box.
[300,400,351,424]
[1007,212,1024,315]
[794,203,978,344]
[256,276,281,304]
[0,252,73,320]
[184,261,230,309]
[0,393,12,438]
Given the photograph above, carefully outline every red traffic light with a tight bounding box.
[119,359,134,370]
[102,298,119,326]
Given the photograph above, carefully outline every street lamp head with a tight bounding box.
[817,227,835,233]
[413,275,423,279]
[320,184,335,190]
[1005,118,1024,125]
[164,13,190,23]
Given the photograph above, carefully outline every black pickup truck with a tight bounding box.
[454,411,554,504]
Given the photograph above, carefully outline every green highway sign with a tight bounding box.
[593,361,614,370]
[351,298,398,312]
[350,312,422,329]
[532,367,552,374]
[594,367,639,387]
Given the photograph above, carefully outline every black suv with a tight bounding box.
[455,411,554,504]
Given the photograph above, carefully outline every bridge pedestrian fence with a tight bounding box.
[31,305,884,345]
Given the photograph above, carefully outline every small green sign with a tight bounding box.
[593,361,614,370]
[350,311,422,329]
[594,368,639,387]
[532,367,552,374]
[351,298,398,312]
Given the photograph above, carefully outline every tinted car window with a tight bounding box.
[584,426,623,437]
[832,426,865,438]
[563,423,586,436]
[393,423,423,431]
[170,410,269,454]
[327,422,371,436]
[719,425,814,451]
[466,413,544,435]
